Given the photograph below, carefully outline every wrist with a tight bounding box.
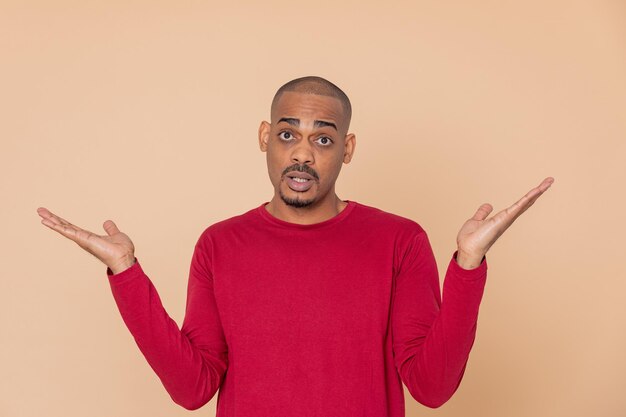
[109,255,136,275]
[455,250,485,270]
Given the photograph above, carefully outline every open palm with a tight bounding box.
[37,207,136,274]
[456,177,554,268]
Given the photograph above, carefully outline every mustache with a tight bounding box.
[282,164,319,180]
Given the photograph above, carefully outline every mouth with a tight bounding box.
[284,174,315,192]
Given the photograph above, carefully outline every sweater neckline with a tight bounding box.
[256,200,357,230]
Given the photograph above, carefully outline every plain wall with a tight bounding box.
[2,1,625,416]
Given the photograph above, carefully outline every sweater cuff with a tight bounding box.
[107,257,143,284]
[450,250,488,281]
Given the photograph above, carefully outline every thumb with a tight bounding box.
[471,203,493,221]
[103,220,120,236]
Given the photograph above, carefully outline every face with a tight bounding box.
[258,91,356,209]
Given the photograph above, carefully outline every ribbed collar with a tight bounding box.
[256,200,357,230]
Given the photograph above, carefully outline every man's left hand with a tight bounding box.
[455,177,555,269]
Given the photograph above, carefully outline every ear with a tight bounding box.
[258,121,271,152]
[342,133,356,163]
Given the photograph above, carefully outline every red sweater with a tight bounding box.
[107,200,487,416]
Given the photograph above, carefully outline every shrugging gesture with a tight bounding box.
[37,207,136,274]
[455,177,554,269]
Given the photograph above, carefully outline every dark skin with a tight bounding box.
[258,91,356,225]
[258,91,554,268]
[37,91,553,272]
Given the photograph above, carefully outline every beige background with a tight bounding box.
[2,1,625,416]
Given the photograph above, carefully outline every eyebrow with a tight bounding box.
[278,117,337,131]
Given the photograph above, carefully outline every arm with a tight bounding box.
[392,176,553,407]
[36,208,228,409]
[107,234,228,410]
[391,231,487,408]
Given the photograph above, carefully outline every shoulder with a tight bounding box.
[352,201,427,238]
[195,205,260,245]
[352,202,433,275]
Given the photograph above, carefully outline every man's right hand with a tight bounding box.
[37,207,136,274]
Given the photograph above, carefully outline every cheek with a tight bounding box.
[325,153,345,175]
[315,156,343,186]
[266,147,286,181]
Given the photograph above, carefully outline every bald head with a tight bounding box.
[271,76,352,129]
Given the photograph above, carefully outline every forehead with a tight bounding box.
[271,91,345,126]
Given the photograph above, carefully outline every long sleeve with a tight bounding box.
[106,233,229,410]
[391,230,487,408]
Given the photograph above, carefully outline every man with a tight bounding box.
[37,76,553,416]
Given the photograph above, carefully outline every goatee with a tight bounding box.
[279,189,315,208]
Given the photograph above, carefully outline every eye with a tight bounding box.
[278,131,294,141]
[315,136,333,146]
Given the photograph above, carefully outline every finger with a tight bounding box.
[37,207,72,227]
[503,177,554,221]
[40,217,98,247]
[471,203,493,221]
[527,177,554,199]
[37,207,61,225]
[103,220,120,236]
[539,176,555,191]
[40,217,80,239]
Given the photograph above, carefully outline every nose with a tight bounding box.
[290,140,314,165]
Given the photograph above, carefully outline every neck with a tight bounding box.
[265,194,347,225]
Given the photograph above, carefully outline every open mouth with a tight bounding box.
[285,175,315,192]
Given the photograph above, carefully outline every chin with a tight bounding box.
[279,189,317,208]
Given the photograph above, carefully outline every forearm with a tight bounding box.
[107,260,226,410]
[398,253,487,408]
